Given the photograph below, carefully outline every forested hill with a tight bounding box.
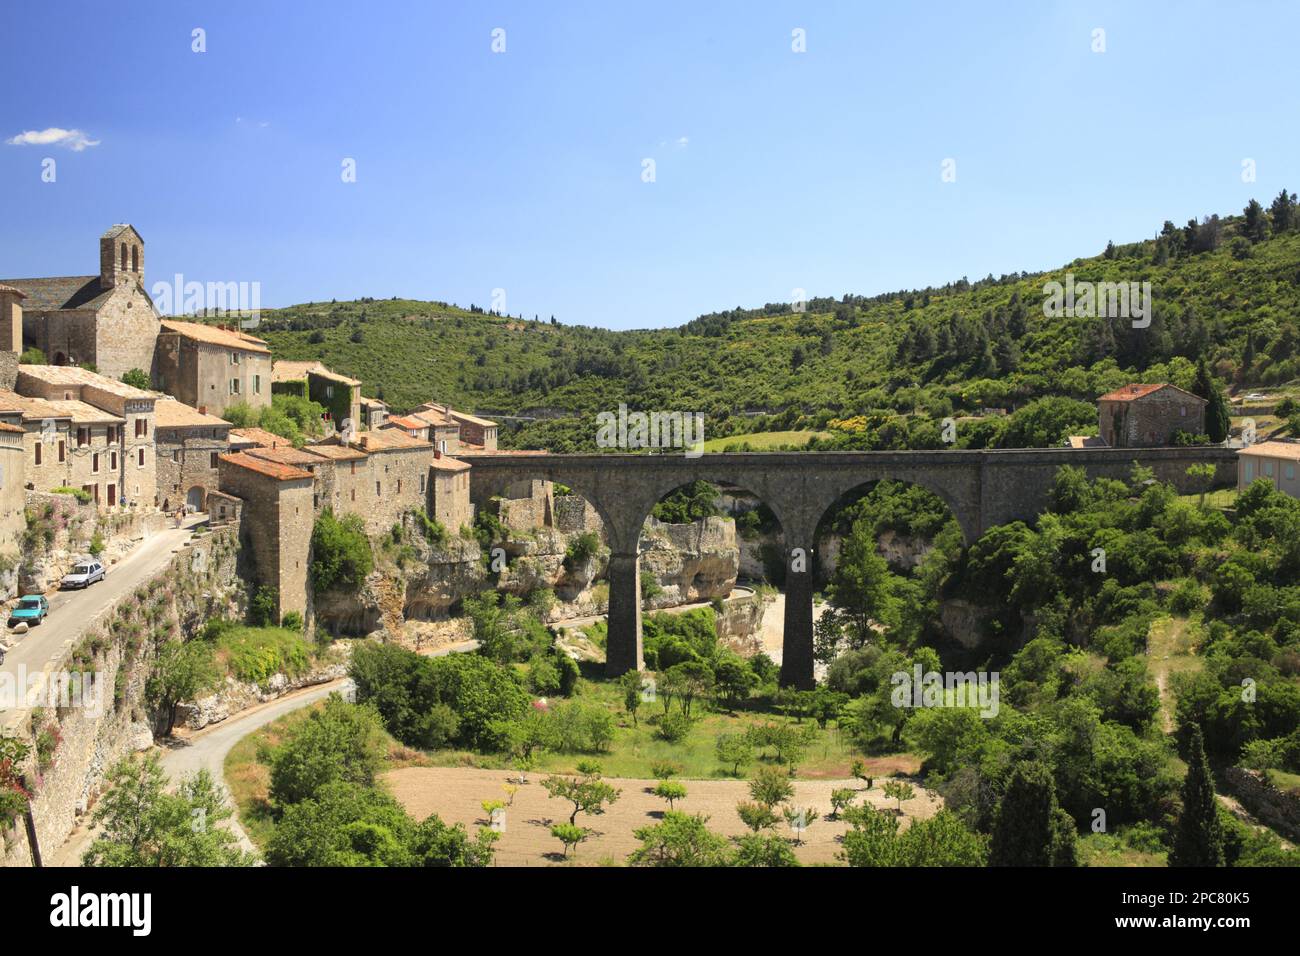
[256,193,1300,451]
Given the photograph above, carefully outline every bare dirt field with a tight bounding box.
[383,765,943,866]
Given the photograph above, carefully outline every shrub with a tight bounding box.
[310,509,373,594]
[657,711,692,743]
[563,531,601,569]
[120,368,151,390]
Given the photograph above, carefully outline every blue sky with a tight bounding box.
[3,0,1299,329]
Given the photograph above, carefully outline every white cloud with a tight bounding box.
[675,136,689,148]
[6,127,100,151]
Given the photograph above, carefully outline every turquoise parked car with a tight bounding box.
[8,595,49,628]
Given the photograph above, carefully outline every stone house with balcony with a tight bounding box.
[155,319,272,416]
[1097,383,1207,448]
[153,397,233,513]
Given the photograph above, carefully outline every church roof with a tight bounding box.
[101,224,142,241]
[0,276,112,311]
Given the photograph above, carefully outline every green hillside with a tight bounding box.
[254,193,1300,451]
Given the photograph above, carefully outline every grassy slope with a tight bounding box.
[249,222,1300,451]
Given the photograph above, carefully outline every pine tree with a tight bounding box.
[1243,199,1270,243]
[1169,725,1224,867]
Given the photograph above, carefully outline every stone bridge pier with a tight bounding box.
[467,446,1237,689]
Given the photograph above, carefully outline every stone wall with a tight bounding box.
[554,495,601,533]
[14,491,168,596]
[90,284,160,380]
[1224,766,1300,842]
[1,526,243,867]
[156,427,228,512]
[0,351,17,391]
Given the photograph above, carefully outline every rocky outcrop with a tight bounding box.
[939,598,992,650]
[640,515,739,610]
[1224,766,1300,842]
[715,588,770,656]
[177,658,350,731]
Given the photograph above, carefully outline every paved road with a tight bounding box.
[0,516,202,722]
[50,638,479,865]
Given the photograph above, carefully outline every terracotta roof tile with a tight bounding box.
[219,452,312,481]
[1238,441,1300,462]
[152,398,232,430]
[229,427,291,449]
[1097,383,1205,404]
[160,319,270,354]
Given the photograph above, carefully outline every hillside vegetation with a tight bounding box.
[253,194,1300,451]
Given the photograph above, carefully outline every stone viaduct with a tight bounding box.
[469,446,1238,689]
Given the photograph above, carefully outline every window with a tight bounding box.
[210,452,219,468]
[326,385,335,399]
[375,481,381,497]
[1245,460,1255,481]
[419,474,426,494]
[350,462,357,475]
[396,479,402,494]
[230,351,241,366]
[138,448,145,467]
[230,378,240,396]
[92,453,99,474]
[1265,461,1275,477]
[173,450,181,462]
[350,488,356,502]
[58,441,65,462]
[120,242,127,270]
[1287,464,1297,481]
[131,246,139,272]
[35,442,42,466]
[254,374,261,394]
[77,427,88,447]
[111,451,118,470]
[134,419,148,438]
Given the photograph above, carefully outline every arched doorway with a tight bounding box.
[186,486,206,512]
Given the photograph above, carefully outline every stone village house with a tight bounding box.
[153,396,233,513]
[1097,383,1207,448]
[10,365,157,509]
[219,427,473,621]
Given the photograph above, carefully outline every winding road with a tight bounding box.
[1,516,202,724]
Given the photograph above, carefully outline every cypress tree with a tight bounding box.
[1193,358,1231,443]
[1169,724,1224,867]
[989,762,1076,867]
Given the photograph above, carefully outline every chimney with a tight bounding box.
[0,284,25,354]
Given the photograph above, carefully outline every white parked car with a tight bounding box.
[60,559,106,590]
